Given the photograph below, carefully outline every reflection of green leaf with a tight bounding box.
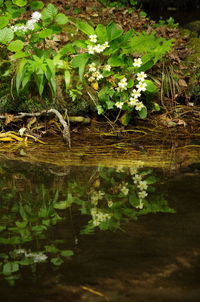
[3,262,19,275]
[60,250,74,257]
[45,244,58,253]
[51,257,64,266]
[129,191,138,207]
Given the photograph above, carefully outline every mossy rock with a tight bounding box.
[185,20,200,35]
[184,38,200,64]
[179,28,198,39]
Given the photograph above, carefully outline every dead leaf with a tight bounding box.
[178,79,187,87]
[4,113,14,126]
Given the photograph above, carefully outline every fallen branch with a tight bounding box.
[0,109,91,148]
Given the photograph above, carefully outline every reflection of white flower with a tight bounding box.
[129,167,138,175]
[91,207,112,226]
[116,165,124,173]
[137,180,148,191]
[121,183,129,196]
[137,72,147,82]
[108,200,113,207]
[25,252,47,263]
[133,174,142,183]
[138,191,148,199]
[133,57,142,67]
[89,34,97,43]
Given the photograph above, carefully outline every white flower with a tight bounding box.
[137,180,148,191]
[26,19,36,30]
[88,63,96,72]
[87,45,95,54]
[103,41,109,48]
[135,102,144,111]
[136,200,144,209]
[31,11,42,22]
[89,34,97,43]
[136,82,147,92]
[96,73,103,81]
[94,44,105,53]
[116,165,124,172]
[137,72,147,82]
[131,89,141,99]
[138,191,148,199]
[88,77,95,82]
[103,64,111,71]
[15,249,26,255]
[115,101,123,109]
[133,57,142,67]
[129,97,138,107]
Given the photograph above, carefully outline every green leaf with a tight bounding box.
[45,244,58,253]
[145,80,157,94]
[39,28,53,38]
[0,226,6,232]
[64,70,71,90]
[7,40,24,52]
[71,53,90,80]
[42,3,58,20]
[95,24,107,42]
[16,58,27,93]
[51,257,64,266]
[138,106,147,119]
[107,23,123,42]
[0,16,9,29]
[60,250,74,257]
[128,191,138,207]
[108,55,124,67]
[153,102,160,111]
[3,262,19,275]
[0,27,14,44]
[30,1,44,10]
[76,20,95,36]
[120,112,132,126]
[55,13,68,25]
[12,0,27,7]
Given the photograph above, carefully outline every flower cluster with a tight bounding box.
[10,11,41,33]
[87,35,109,54]
[91,207,112,226]
[85,62,111,83]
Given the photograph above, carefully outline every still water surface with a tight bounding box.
[0,158,200,302]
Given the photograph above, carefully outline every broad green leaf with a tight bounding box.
[71,53,90,80]
[95,24,107,42]
[12,0,27,7]
[153,102,160,111]
[7,40,24,52]
[59,43,75,55]
[45,245,58,253]
[138,106,147,119]
[107,23,123,42]
[10,51,27,60]
[42,3,58,20]
[76,20,95,36]
[3,262,19,275]
[0,27,14,44]
[64,70,71,90]
[55,13,68,25]
[60,250,74,257]
[39,28,52,38]
[30,1,44,10]
[108,55,124,66]
[120,112,132,126]
[0,226,6,232]
[145,80,157,94]
[0,16,9,29]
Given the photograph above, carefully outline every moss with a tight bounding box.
[185,20,200,35]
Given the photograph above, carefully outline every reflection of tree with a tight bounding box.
[0,161,174,284]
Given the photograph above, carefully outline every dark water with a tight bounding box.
[0,159,200,302]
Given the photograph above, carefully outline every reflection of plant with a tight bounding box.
[54,162,174,234]
[0,183,73,285]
